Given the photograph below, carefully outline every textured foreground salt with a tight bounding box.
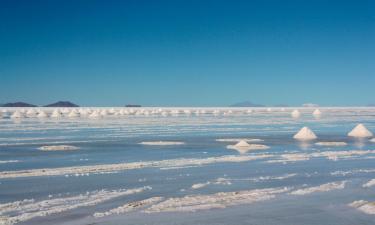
[38,145,79,151]
[363,179,375,188]
[144,187,290,213]
[349,200,375,215]
[290,181,347,195]
[139,141,185,146]
[0,186,151,225]
[94,197,164,218]
[0,155,271,179]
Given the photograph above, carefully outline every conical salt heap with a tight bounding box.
[10,110,24,119]
[234,140,251,148]
[348,124,373,138]
[50,109,62,118]
[291,110,301,118]
[293,127,317,140]
[37,110,48,118]
[312,109,321,116]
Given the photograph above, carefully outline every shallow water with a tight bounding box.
[1,107,375,225]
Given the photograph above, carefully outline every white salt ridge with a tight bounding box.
[0,186,151,225]
[0,154,271,179]
[348,124,373,138]
[349,200,375,215]
[94,197,164,218]
[216,138,263,142]
[293,127,317,140]
[227,140,269,154]
[291,110,300,118]
[315,142,347,146]
[0,160,19,164]
[38,145,79,151]
[139,141,185,146]
[191,181,211,189]
[290,181,347,195]
[363,179,375,188]
[312,109,322,116]
[330,168,375,177]
[267,153,310,163]
[145,187,289,213]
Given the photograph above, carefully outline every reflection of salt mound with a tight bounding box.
[293,127,317,140]
[227,140,269,154]
[216,138,263,143]
[291,110,300,118]
[312,109,321,117]
[39,145,79,151]
[348,124,373,138]
[139,141,185,146]
[315,142,347,146]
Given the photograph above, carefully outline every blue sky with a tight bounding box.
[0,0,374,106]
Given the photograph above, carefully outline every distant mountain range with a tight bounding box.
[44,101,79,107]
[230,101,265,107]
[1,102,37,107]
[1,101,79,107]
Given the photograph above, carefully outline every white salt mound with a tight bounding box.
[312,109,321,116]
[293,127,317,140]
[348,124,373,138]
[349,200,375,215]
[37,111,48,118]
[39,145,79,151]
[227,140,269,154]
[291,110,300,118]
[371,138,375,143]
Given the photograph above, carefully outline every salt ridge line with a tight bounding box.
[144,187,290,213]
[0,186,151,225]
[290,181,347,195]
[0,154,271,179]
[349,200,375,215]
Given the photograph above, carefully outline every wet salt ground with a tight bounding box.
[0,108,375,224]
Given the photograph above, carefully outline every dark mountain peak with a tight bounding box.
[230,101,264,107]
[44,101,79,107]
[2,102,37,107]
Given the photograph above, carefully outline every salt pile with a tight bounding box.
[38,145,79,151]
[226,140,269,154]
[89,111,101,118]
[26,109,37,117]
[348,124,373,138]
[349,200,375,215]
[10,110,23,119]
[191,181,211,189]
[363,179,375,188]
[37,110,48,118]
[291,110,300,118]
[50,109,62,118]
[68,109,80,118]
[312,109,322,117]
[293,127,317,140]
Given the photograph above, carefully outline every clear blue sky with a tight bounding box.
[0,0,374,106]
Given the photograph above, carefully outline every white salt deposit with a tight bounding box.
[290,181,347,195]
[291,110,300,118]
[348,124,373,138]
[370,138,375,143]
[0,160,20,164]
[349,200,375,215]
[94,197,164,218]
[37,110,48,118]
[191,181,211,189]
[10,111,23,119]
[267,153,310,163]
[68,110,80,118]
[293,127,317,140]
[216,138,263,142]
[315,142,347,146]
[0,154,272,179]
[363,179,375,188]
[139,141,185,146]
[0,186,150,225]
[227,140,269,154]
[38,145,79,151]
[145,187,289,213]
[50,109,62,118]
[312,109,322,117]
